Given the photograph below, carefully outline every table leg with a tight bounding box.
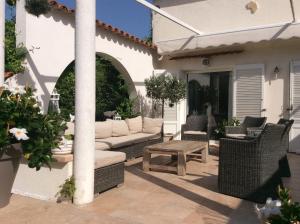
[202,143,208,163]
[143,150,151,172]
[177,152,186,176]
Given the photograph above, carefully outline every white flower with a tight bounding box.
[9,128,30,141]
[2,83,10,90]
[69,114,75,122]
[11,86,26,95]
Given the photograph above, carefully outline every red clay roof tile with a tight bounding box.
[48,0,156,49]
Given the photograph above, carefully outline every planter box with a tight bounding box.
[12,155,73,201]
[0,144,22,208]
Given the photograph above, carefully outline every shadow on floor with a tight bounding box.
[126,160,233,217]
[126,155,261,223]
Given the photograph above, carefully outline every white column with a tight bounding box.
[0,0,5,85]
[74,0,96,205]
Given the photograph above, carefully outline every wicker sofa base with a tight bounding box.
[110,137,163,160]
[94,162,124,194]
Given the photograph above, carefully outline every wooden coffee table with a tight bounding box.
[143,140,208,176]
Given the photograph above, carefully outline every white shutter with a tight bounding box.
[290,61,300,153]
[233,64,264,122]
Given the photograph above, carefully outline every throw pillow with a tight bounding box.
[95,120,113,139]
[125,116,143,134]
[112,120,130,137]
[143,117,163,134]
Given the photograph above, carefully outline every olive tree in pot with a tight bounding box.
[0,83,66,208]
[145,74,186,133]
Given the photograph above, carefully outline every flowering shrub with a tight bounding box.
[256,187,300,224]
[0,83,66,170]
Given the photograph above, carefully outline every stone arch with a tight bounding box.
[96,52,137,98]
[50,53,137,117]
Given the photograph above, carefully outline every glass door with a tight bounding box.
[187,71,231,122]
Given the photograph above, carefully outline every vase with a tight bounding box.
[0,143,22,208]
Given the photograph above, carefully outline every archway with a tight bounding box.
[51,54,138,121]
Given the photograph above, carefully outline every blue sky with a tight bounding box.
[5,0,153,39]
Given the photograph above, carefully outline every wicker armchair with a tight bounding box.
[277,119,294,177]
[181,115,210,142]
[218,123,286,203]
[225,116,266,136]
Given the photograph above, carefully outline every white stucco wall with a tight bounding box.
[15,3,156,112]
[153,0,299,43]
[157,38,300,123]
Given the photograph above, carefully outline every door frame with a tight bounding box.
[289,60,300,153]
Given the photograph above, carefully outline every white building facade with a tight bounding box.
[153,0,300,153]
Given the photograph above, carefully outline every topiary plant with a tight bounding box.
[144,74,186,118]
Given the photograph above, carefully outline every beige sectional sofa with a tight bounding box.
[64,116,162,194]
[65,116,163,160]
[94,116,163,160]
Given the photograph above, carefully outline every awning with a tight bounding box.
[156,22,300,56]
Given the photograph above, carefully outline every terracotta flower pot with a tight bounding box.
[4,72,14,79]
[0,144,22,208]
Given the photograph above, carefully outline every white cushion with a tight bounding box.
[97,133,160,149]
[112,120,130,137]
[95,120,113,139]
[65,122,74,135]
[95,151,126,169]
[184,131,207,135]
[143,117,163,134]
[226,134,246,139]
[125,116,143,134]
[95,141,111,151]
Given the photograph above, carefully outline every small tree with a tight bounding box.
[145,74,186,118]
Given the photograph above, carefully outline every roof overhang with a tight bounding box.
[156,22,300,56]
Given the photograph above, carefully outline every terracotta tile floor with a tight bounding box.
[0,153,299,224]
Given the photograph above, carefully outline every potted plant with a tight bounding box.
[144,74,186,118]
[256,187,300,223]
[56,176,76,203]
[0,82,66,208]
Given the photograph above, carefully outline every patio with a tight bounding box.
[1,153,299,224]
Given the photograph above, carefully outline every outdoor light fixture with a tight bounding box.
[49,88,60,113]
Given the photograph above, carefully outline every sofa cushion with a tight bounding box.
[95,120,112,139]
[95,150,126,169]
[97,133,160,149]
[143,117,163,134]
[95,141,111,151]
[125,116,143,134]
[184,131,207,135]
[65,122,74,135]
[112,120,130,137]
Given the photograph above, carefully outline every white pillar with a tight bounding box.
[74,0,96,205]
[0,0,5,85]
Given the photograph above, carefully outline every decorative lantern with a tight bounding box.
[48,88,60,114]
[113,112,122,120]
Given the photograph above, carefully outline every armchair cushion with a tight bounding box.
[186,115,207,131]
[183,131,207,135]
